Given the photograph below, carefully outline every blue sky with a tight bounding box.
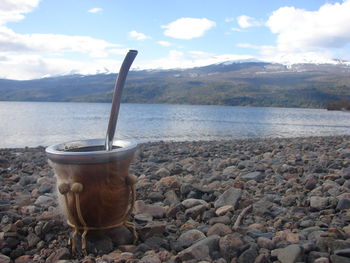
[0,0,349,79]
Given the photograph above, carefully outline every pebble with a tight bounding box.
[0,254,11,263]
[177,229,206,248]
[207,223,232,237]
[1,136,350,262]
[134,200,166,218]
[336,198,350,210]
[215,205,233,216]
[310,196,329,210]
[276,244,302,263]
[34,195,53,205]
[219,234,245,260]
[182,198,209,208]
[214,187,242,208]
[241,171,264,182]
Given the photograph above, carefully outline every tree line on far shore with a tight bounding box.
[326,99,350,111]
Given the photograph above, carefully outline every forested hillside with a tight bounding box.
[1,62,350,108]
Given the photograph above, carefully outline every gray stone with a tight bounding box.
[191,235,220,258]
[214,188,242,208]
[254,254,270,263]
[308,251,330,263]
[238,244,258,263]
[107,226,134,246]
[185,204,208,219]
[137,222,166,241]
[0,254,10,263]
[336,198,350,210]
[182,198,209,208]
[330,255,350,263]
[276,244,302,263]
[139,253,161,263]
[299,219,314,228]
[207,223,232,237]
[34,195,53,205]
[314,258,330,263]
[342,167,350,179]
[257,237,274,250]
[209,215,231,225]
[164,190,179,205]
[19,176,33,186]
[134,200,166,218]
[45,248,70,263]
[253,200,273,216]
[222,166,236,177]
[87,235,114,255]
[26,232,40,248]
[329,240,350,252]
[241,171,264,182]
[219,234,245,260]
[148,192,164,202]
[155,167,170,178]
[177,244,210,262]
[177,229,206,248]
[310,196,329,210]
[38,183,53,194]
[335,248,350,257]
[134,213,153,223]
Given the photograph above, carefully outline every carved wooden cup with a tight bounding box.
[46,139,137,254]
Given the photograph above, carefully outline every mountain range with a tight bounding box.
[1,61,350,108]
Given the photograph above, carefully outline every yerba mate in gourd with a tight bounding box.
[46,139,137,255]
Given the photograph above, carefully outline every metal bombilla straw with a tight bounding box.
[105,50,138,151]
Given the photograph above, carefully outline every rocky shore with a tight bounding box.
[1,136,350,263]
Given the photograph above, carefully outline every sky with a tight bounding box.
[1,0,350,80]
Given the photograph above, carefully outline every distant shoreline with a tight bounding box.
[0,100,332,110]
[1,134,349,150]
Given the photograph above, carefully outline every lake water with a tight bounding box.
[1,101,350,148]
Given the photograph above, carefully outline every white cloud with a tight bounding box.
[0,1,131,79]
[0,0,40,25]
[237,42,338,64]
[231,27,243,32]
[0,27,121,58]
[88,8,102,13]
[237,15,260,28]
[157,40,171,47]
[138,49,255,70]
[162,17,216,39]
[0,53,126,79]
[266,0,350,52]
[128,30,150,40]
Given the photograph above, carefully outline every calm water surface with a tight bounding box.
[1,101,350,148]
